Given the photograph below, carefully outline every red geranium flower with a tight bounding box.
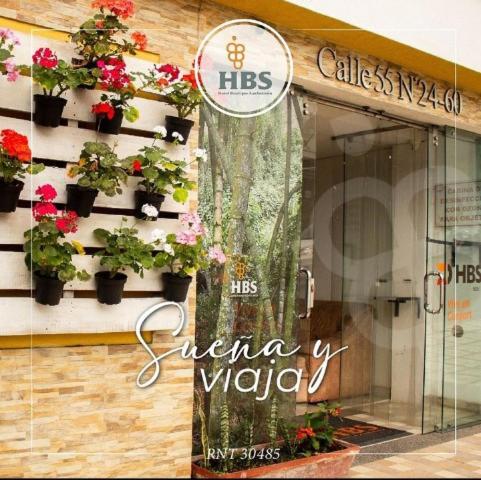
[182,70,198,90]
[95,19,105,29]
[55,211,78,234]
[1,129,31,162]
[32,47,58,69]
[131,31,147,51]
[132,159,142,172]
[97,58,130,90]
[92,102,116,120]
[35,184,57,202]
[156,63,180,82]
[296,427,315,441]
[32,202,58,221]
[91,0,135,19]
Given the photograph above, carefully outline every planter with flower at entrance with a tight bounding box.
[153,213,225,302]
[137,63,203,145]
[69,0,148,89]
[93,221,157,304]
[91,58,139,135]
[192,402,358,479]
[122,126,196,221]
[0,129,44,212]
[66,141,127,217]
[24,184,90,306]
[32,48,91,127]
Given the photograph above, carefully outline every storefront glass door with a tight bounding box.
[423,128,481,432]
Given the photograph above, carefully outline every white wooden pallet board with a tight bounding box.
[0,76,179,131]
[0,209,182,247]
[18,165,190,213]
[0,252,170,291]
[0,117,191,163]
[0,297,187,335]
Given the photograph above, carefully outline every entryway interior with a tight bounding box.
[296,99,428,436]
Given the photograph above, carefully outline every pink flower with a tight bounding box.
[32,48,58,69]
[0,28,20,45]
[180,212,205,236]
[208,246,226,264]
[4,59,19,82]
[97,57,130,90]
[35,184,57,202]
[176,230,197,246]
[32,202,57,221]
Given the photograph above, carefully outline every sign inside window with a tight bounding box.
[318,46,462,116]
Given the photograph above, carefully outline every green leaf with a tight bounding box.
[0,48,12,62]
[124,106,139,123]
[173,187,188,204]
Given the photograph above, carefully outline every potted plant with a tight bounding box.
[0,129,44,212]
[153,213,225,302]
[91,57,139,134]
[70,0,147,88]
[32,48,92,127]
[92,219,156,304]
[23,184,90,306]
[138,64,202,144]
[66,141,128,217]
[192,403,360,479]
[122,126,196,220]
[0,28,21,82]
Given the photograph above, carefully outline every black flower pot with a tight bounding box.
[33,94,67,128]
[164,115,194,145]
[95,107,123,134]
[34,272,65,306]
[72,58,97,89]
[95,271,127,305]
[66,184,99,217]
[0,179,24,212]
[134,190,165,220]
[162,272,192,302]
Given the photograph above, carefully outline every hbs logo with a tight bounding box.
[230,256,258,297]
[219,36,272,91]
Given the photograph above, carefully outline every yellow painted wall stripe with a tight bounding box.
[212,0,481,95]
[0,331,153,349]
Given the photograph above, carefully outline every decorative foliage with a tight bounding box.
[32,48,93,95]
[68,141,128,196]
[0,28,21,82]
[93,218,156,277]
[24,184,90,282]
[137,63,203,118]
[0,129,43,183]
[70,0,146,65]
[122,127,195,201]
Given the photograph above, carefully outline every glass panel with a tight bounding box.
[443,128,481,428]
[193,95,304,459]
[340,127,427,432]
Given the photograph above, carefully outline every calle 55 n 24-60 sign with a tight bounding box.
[318,46,463,116]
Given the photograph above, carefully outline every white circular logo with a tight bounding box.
[195,19,293,118]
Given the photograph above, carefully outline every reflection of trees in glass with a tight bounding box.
[194,98,304,455]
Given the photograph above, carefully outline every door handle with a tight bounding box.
[299,268,314,319]
[424,271,444,314]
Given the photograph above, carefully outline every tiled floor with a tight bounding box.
[348,431,481,478]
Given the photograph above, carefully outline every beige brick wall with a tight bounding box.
[0,297,196,478]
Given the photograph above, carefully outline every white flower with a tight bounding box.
[151,228,166,243]
[141,203,159,218]
[193,148,208,162]
[163,86,174,95]
[163,243,174,255]
[172,131,184,142]
[153,125,167,138]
